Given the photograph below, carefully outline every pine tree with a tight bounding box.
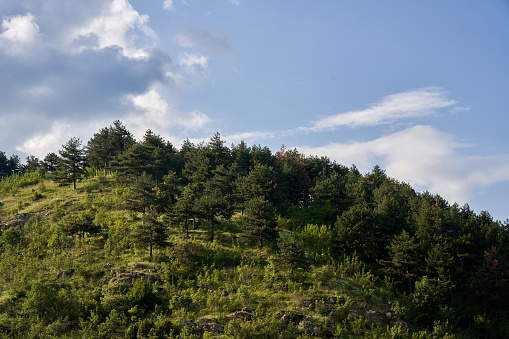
[56,138,87,190]
[169,185,196,238]
[243,196,279,247]
[132,208,168,260]
[275,237,310,276]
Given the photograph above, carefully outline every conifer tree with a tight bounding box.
[243,196,279,247]
[275,237,310,276]
[55,137,87,190]
[169,185,196,238]
[132,208,167,260]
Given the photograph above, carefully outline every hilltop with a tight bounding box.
[0,125,508,338]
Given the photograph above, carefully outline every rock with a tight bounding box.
[242,307,253,313]
[132,262,144,269]
[298,321,333,337]
[201,323,224,335]
[182,320,196,327]
[365,310,385,328]
[279,311,307,329]
[198,318,217,324]
[224,311,252,322]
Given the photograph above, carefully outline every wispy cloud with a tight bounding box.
[163,0,174,10]
[304,87,456,131]
[175,28,232,55]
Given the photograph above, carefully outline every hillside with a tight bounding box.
[0,127,508,338]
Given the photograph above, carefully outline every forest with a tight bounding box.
[0,120,508,338]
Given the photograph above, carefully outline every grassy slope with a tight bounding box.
[0,175,450,338]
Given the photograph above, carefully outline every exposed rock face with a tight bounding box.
[0,213,37,229]
[107,266,159,285]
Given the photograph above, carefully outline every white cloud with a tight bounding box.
[229,0,240,6]
[72,0,156,59]
[178,51,209,77]
[0,13,41,56]
[306,87,456,131]
[297,125,509,206]
[18,121,76,157]
[163,0,174,10]
[126,87,212,137]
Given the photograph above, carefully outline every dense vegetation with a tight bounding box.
[0,121,508,338]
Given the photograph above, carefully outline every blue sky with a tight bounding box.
[1,0,509,221]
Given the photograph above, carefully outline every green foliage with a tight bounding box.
[1,127,509,338]
[410,276,444,326]
[54,137,87,190]
[1,227,23,247]
[0,171,45,196]
[274,237,310,278]
[60,209,101,240]
[242,196,279,247]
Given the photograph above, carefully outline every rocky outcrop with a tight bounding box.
[107,265,160,285]
[224,311,252,322]
[0,213,37,229]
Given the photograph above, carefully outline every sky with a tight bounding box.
[1,0,509,221]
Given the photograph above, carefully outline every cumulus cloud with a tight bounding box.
[18,121,78,156]
[72,0,156,59]
[0,13,41,56]
[0,0,212,159]
[297,125,509,206]
[305,87,456,131]
[125,87,212,139]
